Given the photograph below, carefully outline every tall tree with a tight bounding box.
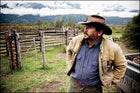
[122,13,140,50]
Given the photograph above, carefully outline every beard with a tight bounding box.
[84,32,96,40]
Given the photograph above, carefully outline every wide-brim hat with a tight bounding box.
[78,15,112,35]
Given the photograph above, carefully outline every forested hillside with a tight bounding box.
[0,13,131,25]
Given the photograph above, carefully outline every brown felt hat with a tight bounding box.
[78,15,112,35]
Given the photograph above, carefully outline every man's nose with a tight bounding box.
[84,27,88,32]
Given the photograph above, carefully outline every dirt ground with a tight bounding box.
[30,80,64,92]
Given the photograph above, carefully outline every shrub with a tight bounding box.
[122,13,140,50]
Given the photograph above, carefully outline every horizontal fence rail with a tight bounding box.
[0,32,8,56]
[0,27,78,70]
[0,27,78,56]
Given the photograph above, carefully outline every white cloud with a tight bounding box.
[1,0,139,17]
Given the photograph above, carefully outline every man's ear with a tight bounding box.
[97,30,103,36]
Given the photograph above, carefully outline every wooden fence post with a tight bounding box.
[74,28,78,36]
[33,37,38,60]
[12,30,18,69]
[64,30,68,45]
[5,31,13,70]
[39,32,42,51]
[5,31,9,56]
[40,31,47,68]
[5,30,22,70]
[16,33,22,69]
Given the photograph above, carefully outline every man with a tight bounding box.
[66,15,127,93]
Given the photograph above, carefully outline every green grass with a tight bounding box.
[0,45,69,92]
[0,44,118,93]
[1,27,137,92]
[103,29,123,38]
[0,56,11,75]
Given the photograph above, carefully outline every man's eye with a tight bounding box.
[86,26,93,28]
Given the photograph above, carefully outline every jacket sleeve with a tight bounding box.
[66,35,84,75]
[112,43,127,84]
[66,39,73,73]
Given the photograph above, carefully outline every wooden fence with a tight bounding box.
[0,32,8,56]
[0,28,77,55]
[0,27,78,70]
[3,31,22,70]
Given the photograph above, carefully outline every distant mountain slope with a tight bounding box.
[0,13,131,25]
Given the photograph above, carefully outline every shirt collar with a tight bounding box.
[83,38,102,48]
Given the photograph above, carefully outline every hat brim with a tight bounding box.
[78,21,112,35]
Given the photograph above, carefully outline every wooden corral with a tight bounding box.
[0,27,78,70]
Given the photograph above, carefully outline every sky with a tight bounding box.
[0,0,139,17]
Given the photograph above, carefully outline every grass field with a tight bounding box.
[0,45,118,92]
[0,26,136,92]
[0,45,70,92]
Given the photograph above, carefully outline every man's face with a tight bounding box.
[83,25,98,40]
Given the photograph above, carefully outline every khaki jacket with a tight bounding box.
[66,35,127,92]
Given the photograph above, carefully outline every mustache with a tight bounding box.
[84,32,95,40]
